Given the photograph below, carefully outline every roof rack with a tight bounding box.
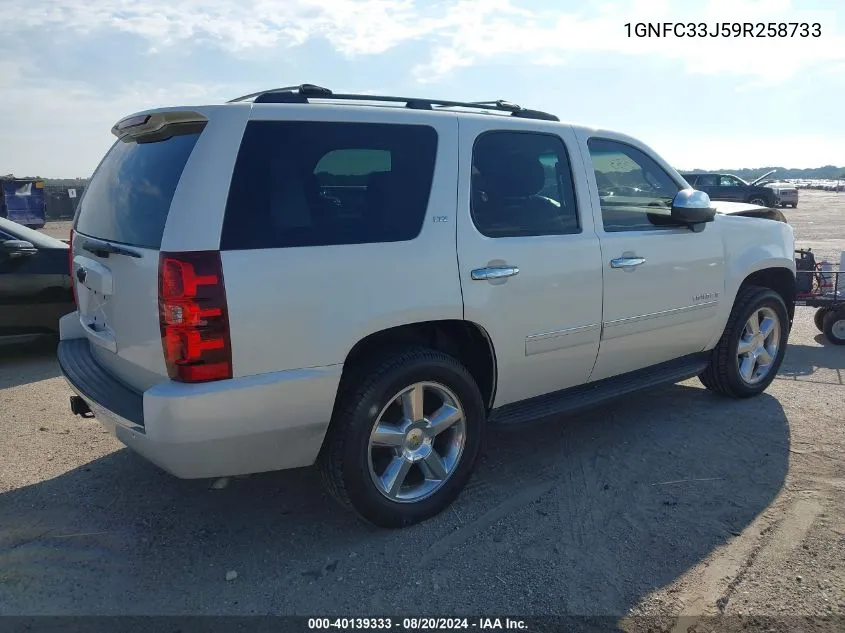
[226,84,559,122]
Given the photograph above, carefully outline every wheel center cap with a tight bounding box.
[402,427,432,462]
[405,428,424,450]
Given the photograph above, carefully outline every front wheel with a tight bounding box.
[748,196,768,207]
[319,347,486,528]
[823,309,845,345]
[699,285,789,397]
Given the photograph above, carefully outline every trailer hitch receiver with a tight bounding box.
[70,395,94,418]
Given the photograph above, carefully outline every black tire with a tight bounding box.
[822,310,845,345]
[791,203,798,208]
[814,308,830,332]
[318,347,486,528]
[748,196,768,207]
[699,285,790,398]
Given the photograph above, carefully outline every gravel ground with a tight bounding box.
[1,190,844,631]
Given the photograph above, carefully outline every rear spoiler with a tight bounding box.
[111,110,208,140]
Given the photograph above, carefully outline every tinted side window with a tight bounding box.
[697,174,719,187]
[74,126,203,249]
[221,121,438,250]
[471,131,579,238]
[683,174,698,186]
[587,138,682,232]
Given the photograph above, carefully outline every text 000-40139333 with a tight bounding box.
[306,618,529,630]
[624,22,821,38]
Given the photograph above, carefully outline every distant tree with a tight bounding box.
[678,166,845,181]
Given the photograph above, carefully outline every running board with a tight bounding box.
[488,353,710,428]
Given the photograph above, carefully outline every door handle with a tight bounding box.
[610,257,646,269]
[471,266,520,281]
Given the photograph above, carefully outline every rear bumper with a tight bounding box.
[58,338,145,428]
[57,336,342,479]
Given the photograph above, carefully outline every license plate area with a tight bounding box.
[73,255,117,352]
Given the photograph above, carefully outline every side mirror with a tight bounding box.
[1,239,38,259]
[671,189,716,227]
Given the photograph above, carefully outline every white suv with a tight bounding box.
[59,85,796,528]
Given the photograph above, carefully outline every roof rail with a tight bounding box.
[226,84,559,122]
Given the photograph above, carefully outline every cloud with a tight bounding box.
[0,66,239,176]
[411,0,845,83]
[1,0,842,83]
[0,0,842,175]
[0,0,436,55]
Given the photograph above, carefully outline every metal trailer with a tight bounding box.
[794,248,845,345]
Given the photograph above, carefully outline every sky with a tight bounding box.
[0,0,843,178]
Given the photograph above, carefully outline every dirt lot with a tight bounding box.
[2,191,844,630]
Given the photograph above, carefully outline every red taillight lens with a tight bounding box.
[69,228,76,306]
[158,251,232,383]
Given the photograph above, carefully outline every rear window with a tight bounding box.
[220,121,438,250]
[74,125,203,249]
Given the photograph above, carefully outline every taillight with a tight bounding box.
[158,251,232,383]
[69,228,76,306]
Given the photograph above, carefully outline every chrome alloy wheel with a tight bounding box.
[736,306,781,385]
[367,381,466,503]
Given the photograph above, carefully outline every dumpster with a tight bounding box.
[0,177,47,228]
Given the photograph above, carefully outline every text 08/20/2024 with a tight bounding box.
[625,22,821,38]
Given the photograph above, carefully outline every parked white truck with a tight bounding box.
[59,85,796,528]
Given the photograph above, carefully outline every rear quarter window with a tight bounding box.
[220,121,438,250]
[74,125,203,249]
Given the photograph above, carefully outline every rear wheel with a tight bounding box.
[699,285,789,397]
[822,309,845,345]
[814,308,830,332]
[319,347,486,528]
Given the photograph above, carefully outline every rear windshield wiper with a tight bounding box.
[80,238,142,259]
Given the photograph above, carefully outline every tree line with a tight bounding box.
[680,166,845,181]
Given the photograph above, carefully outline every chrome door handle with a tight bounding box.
[471,266,520,281]
[610,257,646,269]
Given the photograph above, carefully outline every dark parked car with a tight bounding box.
[0,217,73,346]
[681,170,777,208]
